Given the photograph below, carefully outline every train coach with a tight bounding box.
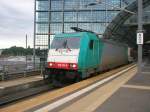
[45,32,129,85]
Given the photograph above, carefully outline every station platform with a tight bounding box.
[29,64,149,112]
[0,75,43,89]
[55,64,149,112]
[94,67,150,112]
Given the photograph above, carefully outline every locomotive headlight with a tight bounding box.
[72,64,77,68]
[70,64,77,68]
[49,63,53,66]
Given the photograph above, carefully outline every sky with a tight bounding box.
[0,0,34,49]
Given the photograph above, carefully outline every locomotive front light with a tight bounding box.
[49,63,53,66]
[72,64,77,68]
[70,64,77,69]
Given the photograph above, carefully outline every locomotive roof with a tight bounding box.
[55,32,128,47]
[55,32,91,38]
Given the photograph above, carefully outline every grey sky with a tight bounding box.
[0,0,34,49]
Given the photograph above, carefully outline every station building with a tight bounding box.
[34,0,150,56]
[35,0,131,48]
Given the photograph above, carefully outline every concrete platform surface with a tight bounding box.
[95,66,150,112]
[0,75,43,88]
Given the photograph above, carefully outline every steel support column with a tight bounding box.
[62,0,65,33]
[137,0,143,74]
[33,0,36,69]
[48,0,51,49]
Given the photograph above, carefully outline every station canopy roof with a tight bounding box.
[103,0,150,48]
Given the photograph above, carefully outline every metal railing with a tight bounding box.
[0,62,43,81]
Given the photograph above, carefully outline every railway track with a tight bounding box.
[0,64,135,109]
[0,79,53,106]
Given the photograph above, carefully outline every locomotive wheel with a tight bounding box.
[52,72,65,87]
[52,79,63,87]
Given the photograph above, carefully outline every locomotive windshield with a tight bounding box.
[50,37,80,49]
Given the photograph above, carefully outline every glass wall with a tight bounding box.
[35,0,133,49]
[125,5,150,24]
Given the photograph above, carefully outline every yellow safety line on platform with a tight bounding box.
[122,85,150,90]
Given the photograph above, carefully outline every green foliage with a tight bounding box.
[1,46,48,57]
[1,46,33,56]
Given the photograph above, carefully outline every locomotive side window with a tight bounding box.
[89,40,94,50]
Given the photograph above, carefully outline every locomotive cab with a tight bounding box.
[47,35,81,70]
[46,33,83,84]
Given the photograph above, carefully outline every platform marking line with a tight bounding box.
[35,76,43,79]
[141,72,150,74]
[0,86,5,89]
[122,85,150,90]
[34,65,135,112]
